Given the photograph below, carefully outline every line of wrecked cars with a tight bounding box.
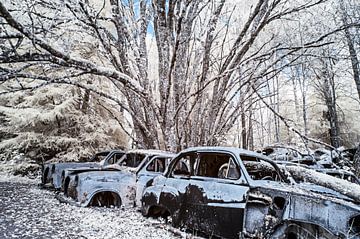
[41,146,360,239]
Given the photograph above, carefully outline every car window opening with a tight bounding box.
[146,158,166,173]
[121,153,146,168]
[90,152,109,162]
[242,155,282,181]
[197,153,240,180]
[108,153,123,165]
[172,153,196,177]
[171,152,241,180]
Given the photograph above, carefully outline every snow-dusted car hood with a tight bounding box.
[77,170,133,182]
[297,182,353,201]
[66,166,106,175]
[253,180,360,210]
[66,164,137,176]
[48,162,100,171]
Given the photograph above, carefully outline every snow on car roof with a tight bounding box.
[107,149,125,153]
[95,149,123,155]
[125,149,175,157]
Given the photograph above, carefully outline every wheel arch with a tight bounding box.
[141,185,180,218]
[85,189,122,207]
[42,167,50,184]
[267,219,338,239]
[146,204,171,218]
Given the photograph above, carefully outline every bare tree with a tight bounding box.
[312,52,341,148]
[0,0,336,151]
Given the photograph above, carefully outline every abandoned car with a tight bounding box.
[262,145,353,169]
[141,147,360,239]
[261,145,305,162]
[58,149,175,207]
[315,168,360,185]
[42,149,125,189]
[277,160,360,185]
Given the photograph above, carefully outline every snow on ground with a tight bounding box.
[0,171,38,184]
[0,173,200,239]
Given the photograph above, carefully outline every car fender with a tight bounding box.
[158,185,183,219]
[82,188,121,206]
[141,184,181,216]
[73,171,134,203]
[81,184,135,207]
[42,164,52,184]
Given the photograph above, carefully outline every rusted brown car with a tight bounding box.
[141,147,360,239]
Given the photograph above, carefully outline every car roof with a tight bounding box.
[181,146,268,159]
[97,149,124,154]
[109,149,125,153]
[125,149,175,157]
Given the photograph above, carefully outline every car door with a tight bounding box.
[158,152,197,225]
[183,151,250,238]
[135,155,171,206]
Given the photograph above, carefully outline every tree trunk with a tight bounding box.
[315,55,341,148]
[324,73,340,148]
[344,28,360,101]
[248,105,254,150]
[81,89,90,113]
[274,77,280,143]
[341,2,360,101]
[354,143,360,177]
[241,109,247,149]
[300,65,308,137]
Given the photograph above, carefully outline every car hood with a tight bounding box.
[252,180,360,209]
[297,182,353,201]
[77,170,134,182]
[67,164,137,176]
[66,166,109,175]
[48,162,100,171]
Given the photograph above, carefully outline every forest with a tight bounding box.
[0,0,359,174]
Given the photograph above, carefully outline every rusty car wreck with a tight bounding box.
[42,150,125,190]
[57,149,175,207]
[141,147,360,239]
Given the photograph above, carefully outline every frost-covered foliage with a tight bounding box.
[0,154,40,178]
[0,0,131,171]
[0,83,128,171]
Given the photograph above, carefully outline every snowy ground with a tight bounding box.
[0,173,200,239]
